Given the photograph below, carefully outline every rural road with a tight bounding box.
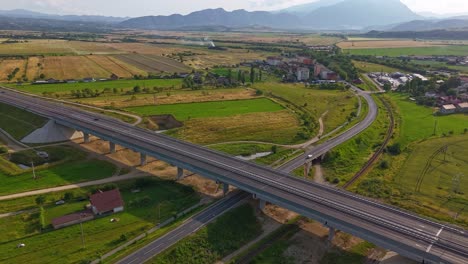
[0,171,149,201]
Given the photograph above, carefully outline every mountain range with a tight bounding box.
[0,9,127,23]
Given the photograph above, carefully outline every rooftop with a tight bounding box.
[90,189,124,213]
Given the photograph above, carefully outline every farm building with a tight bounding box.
[52,210,94,229]
[296,67,310,81]
[266,57,283,66]
[440,104,457,114]
[90,189,124,215]
[457,102,468,113]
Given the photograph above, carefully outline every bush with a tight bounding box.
[0,146,7,154]
[379,160,390,169]
[386,143,401,156]
[63,192,74,201]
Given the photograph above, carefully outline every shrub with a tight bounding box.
[386,143,401,156]
[379,160,389,169]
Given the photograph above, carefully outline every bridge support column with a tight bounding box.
[140,153,147,166]
[109,142,116,154]
[223,182,229,196]
[304,162,312,177]
[177,167,184,180]
[327,227,335,246]
[259,199,266,211]
[83,133,90,143]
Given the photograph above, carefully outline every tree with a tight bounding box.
[133,85,141,93]
[250,66,255,84]
[63,192,74,201]
[39,73,45,79]
[113,88,118,94]
[259,69,263,81]
[35,195,46,206]
[383,82,392,91]
[271,145,278,154]
[227,69,233,84]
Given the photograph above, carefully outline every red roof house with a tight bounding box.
[90,189,125,215]
[52,209,94,229]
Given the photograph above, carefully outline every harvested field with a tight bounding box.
[114,54,190,73]
[0,40,73,55]
[76,88,256,108]
[25,57,43,81]
[338,40,442,49]
[344,45,468,56]
[67,41,122,55]
[42,56,111,80]
[166,110,302,145]
[106,56,147,76]
[86,55,136,78]
[105,43,190,55]
[0,59,26,82]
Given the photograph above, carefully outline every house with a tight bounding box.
[52,210,94,229]
[314,64,326,77]
[110,73,119,80]
[457,102,468,113]
[90,189,124,215]
[296,67,310,81]
[320,71,338,81]
[266,57,283,66]
[65,79,77,83]
[353,78,363,85]
[440,104,457,114]
[46,78,58,84]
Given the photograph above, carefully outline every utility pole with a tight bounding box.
[31,161,36,180]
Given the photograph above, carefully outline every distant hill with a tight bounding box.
[0,9,127,23]
[0,16,112,32]
[277,0,343,16]
[303,0,421,29]
[360,29,468,40]
[390,18,468,31]
[119,8,301,30]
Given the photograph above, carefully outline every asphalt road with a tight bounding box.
[116,191,249,264]
[1,88,467,264]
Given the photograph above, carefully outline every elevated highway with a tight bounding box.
[1,88,467,263]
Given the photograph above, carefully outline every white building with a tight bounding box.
[296,67,310,81]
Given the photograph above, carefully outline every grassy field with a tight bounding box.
[166,110,302,145]
[0,102,47,140]
[150,203,261,264]
[10,78,182,94]
[126,98,284,120]
[353,60,404,73]
[0,146,117,195]
[411,59,468,74]
[338,40,440,49]
[0,178,200,264]
[254,83,359,134]
[389,93,468,147]
[344,45,468,56]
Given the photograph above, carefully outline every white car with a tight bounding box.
[17,243,25,248]
[55,200,65,205]
[307,154,314,159]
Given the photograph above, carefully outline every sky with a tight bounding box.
[1,0,468,17]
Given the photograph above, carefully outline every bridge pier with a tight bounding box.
[83,133,90,143]
[327,227,335,247]
[304,162,312,177]
[223,182,229,196]
[140,153,147,166]
[259,199,266,211]
[109,142,116,154]
[177,167,184,180]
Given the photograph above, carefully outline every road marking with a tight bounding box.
[436,227,443,237]
[426,227,444,253]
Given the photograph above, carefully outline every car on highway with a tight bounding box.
[307,154,314,159]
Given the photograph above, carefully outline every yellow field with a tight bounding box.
[25,57,43,81]
[72,88,256,108]
[106,56,148,76]
[338,40,443,49]
[105,43,190,55]
[0,40,73,55]
[42,56,111,80]
[87,55,137,78]
[68,41,122,55]
[0,59,26,82]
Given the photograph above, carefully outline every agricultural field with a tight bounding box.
[0,178,200,264]
[338,40,441,49]
[0,40,124,56]
[0,59,26,82]
[11,78,183,95]
[0,102,47,140]
[0,145,117,195]
[396,136,468,223]
[353,60,404,73]
[126,98,284,120]
[254,83,359,134]
[166,110,302,145]
[411,59,468,74]
[42,56,112,80]
[343,45,468,56]
[71,87,256,108]
[114,54,190,73]
[25,56,43,81]
[86,55,147,78]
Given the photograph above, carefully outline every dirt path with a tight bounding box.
[0,171,149,201]
[0,208,38,219]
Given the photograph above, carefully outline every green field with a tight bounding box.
[126,98,284,120]
[0,145,117,195]
[0,178,200,264]
[411,60,468,73]
[0,102,47,140]
[9,78,182,94]
[344,45,468,56]
[353,60,404,73]
[150,203,261,264]
[390,93,468,147]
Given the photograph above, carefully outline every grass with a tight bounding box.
[166,110,302,145]
[320,241,375,264]
[411,59,468,74]
[126,98,284,121]
[0,145,117,195]
[353,60,404,73]
[209,143,274,157]
[10,78,183,95]
[0,178,200,264]
[344,45,468,56]
[254,83,359,135]
[0,102,47,140]
[389,93,468,147]
[150,203,261,264]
